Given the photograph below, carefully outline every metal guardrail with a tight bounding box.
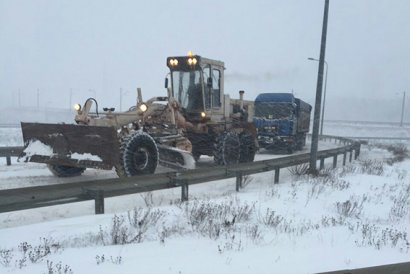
[0,135,360,214]
[346,136,410,141]
[0,146,23,166]
[314,261,410,274]
[0,124,20,128]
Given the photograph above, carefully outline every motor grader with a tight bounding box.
[20,52,257,177]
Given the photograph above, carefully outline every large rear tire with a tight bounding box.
[213,131,240,165]
[116,132,158,177]
[239,133,257,163]
[47,164,86,177]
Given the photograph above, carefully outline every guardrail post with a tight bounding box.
[236,172,243,191]
[6,156,11,166]
[320,158,325,170]
[83,189,105,214]
[354,145,360,159]
[171,178,189,202]
[181,183,189,202]
[333,155,337,168]
[94,190,105,214]
[274,167,280,184]
[343,152,347,166]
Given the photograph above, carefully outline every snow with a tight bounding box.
[20,139,54,161]
[71,153,103,162]
[0,122,409,273]
[23,140,54,156]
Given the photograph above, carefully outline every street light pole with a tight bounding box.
[308,57,328,135]
[309,0,329,174]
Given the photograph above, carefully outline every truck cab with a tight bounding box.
[253,93,312,153]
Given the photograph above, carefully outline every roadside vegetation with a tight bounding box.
[0,142,409,273]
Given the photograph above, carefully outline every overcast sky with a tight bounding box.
[1,0,409,121]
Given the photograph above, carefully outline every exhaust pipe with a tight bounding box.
[239,90,245,109]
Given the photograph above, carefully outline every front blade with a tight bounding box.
[20,122,119,170]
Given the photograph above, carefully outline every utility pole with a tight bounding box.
[310,0,329,174]
[400,91,406,127]
[307,58,328,135]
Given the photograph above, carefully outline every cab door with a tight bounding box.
[203,65,222,109]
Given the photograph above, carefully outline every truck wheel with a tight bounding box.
[239,133,257,163]
[117,132,158,177]
[287,145,294,154]
[47,164,86,177]
[295,134,306,150]
[213,131,240,165]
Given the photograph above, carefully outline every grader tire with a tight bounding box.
[213,131,240,166]
[239,133,257,163]
[116,132,158,177]
[47,164,86,177]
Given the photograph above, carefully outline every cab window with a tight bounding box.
[203,66,211,109]
[212,69,221,107]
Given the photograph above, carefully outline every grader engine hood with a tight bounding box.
[20,122,120,170]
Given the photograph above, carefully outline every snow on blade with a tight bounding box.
[70,152,103,162]
[48,133,63,137]
[22,139,54,160]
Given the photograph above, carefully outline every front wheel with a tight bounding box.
[47,164,86,177]
[117,131,158,177]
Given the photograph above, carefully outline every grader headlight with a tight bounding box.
[73,103,81,112]
[139,103,148,112]
[187,57,197,65]
[169,58,179,66]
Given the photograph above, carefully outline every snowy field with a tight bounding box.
[324,121,410,139]
[0,122,409,273]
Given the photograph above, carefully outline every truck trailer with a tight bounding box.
[253,93,312,153]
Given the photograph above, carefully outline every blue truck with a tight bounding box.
[253,93,312,153]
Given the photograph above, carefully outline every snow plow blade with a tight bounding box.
[20,122,120,170]
[157,145,195,170]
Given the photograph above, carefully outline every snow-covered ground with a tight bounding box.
[0,122,409,273]
[323,121,410,139]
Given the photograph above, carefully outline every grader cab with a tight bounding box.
[166,52,257,164]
